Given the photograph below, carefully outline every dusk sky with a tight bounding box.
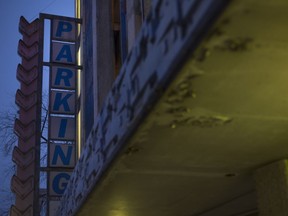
[0,0,74,111]
[0,0,74,213]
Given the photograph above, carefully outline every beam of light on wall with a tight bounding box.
[76,0,82,158]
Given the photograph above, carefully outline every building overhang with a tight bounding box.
[58,0,288,215]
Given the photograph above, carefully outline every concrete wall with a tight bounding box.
[254,160,288,216]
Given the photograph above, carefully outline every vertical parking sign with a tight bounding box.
[44,14,81,216]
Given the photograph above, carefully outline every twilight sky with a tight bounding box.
[0,0,74,111]
[0,0,74,213]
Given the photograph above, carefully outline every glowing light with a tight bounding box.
[76,0,82,158]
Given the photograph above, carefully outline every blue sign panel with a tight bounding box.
[49,171,72,196]
[50,90,76,114]
[52,19,76,42]
[49,143,76,167]
[51,66,76,90]
[50,116,75,140]
[51,42,76,65]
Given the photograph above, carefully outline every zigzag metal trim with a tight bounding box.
[14,119,36,142]
[22,32,40,47]
[10,205,33,216]
[11,14,42,216]
[12,146,35,169]
[17,40,39,61]
[11,175,34,200]
[16,64,38,86]
[15,89,37,111]
[19,16,39,36]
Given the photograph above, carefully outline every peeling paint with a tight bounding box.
[165,68,202,105]
[125,146,141,155]
[215,37,253,52]
[170,114,232,128]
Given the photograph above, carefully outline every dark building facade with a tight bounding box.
[25,0,288,215]
[57,0,288,216]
